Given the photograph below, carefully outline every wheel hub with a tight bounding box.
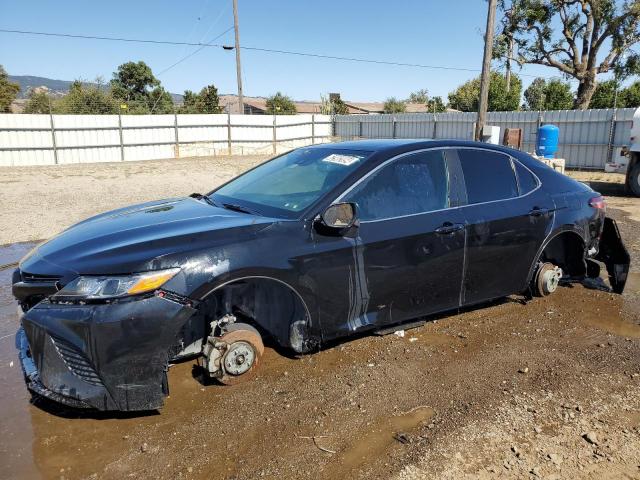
[223,341,255,376]
[542,266,563,293]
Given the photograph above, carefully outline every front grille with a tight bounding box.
[50,336,104,387]
[21,271,62,283]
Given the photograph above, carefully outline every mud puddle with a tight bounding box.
[321,406,435,478]
[579,272,640,339]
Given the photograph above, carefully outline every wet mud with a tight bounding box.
[1,209,640,479]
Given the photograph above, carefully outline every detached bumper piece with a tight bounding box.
[595,217,631,294]
[16,295,196,411]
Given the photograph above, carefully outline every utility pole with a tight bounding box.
[505,35,513,93]
[232,0,244,114]
[475,0,497,141]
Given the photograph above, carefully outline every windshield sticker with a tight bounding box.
[322,154,363,166]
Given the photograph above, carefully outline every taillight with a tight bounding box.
[589,195,606,210]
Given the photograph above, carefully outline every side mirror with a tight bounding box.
[315,202,359,235]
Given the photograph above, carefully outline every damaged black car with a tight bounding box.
[13,139,630,411]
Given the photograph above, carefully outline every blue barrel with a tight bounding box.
[536,124,559,158]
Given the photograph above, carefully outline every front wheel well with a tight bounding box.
[537,232,587,278]
[195,277,315,354]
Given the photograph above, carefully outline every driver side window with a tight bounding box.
[343,149,450,221]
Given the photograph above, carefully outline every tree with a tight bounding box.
[265,92,296,114]
[587,79,640,108]
[620,81,640,107]
[24,90,53,113]
[180,90,199,113]
[523,78,547,110]
[407,89,430,104]
[588,79,618,108]
[448,71,521,111]
[55,80,119,114]
[429,96,447,113]
[383,97,406,113]
[320,94,348,115]
[196,85,222,113]
[110,61,173,113]
[523,77,574,110]
[180,85,222,114]
[498,0,640,109]
[0,65,20,112]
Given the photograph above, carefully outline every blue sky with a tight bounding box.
[0,0,625,102]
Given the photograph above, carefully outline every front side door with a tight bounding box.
[451,148,554,306]
[335,148,466,330]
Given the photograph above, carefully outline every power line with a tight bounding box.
[0,28,554,78]
[157,26,234,76]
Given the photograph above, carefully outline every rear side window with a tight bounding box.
[514,160,538,194]
[343,149,449,221]
[457,149,518,204]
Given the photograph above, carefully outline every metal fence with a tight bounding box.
[0,113,332,166]
[334,108,636,170]
[1,109,636,169]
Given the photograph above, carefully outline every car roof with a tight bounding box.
[307,139,524,157]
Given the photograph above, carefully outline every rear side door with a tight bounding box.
[451,148,554,305]
[336,148,466,329]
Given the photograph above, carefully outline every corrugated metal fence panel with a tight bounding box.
[434,112,475,139]
[53,115,121,164]
[122,114,175,161]
[0,113,55,166]
[543,109,611,169]
[395,113,436,138]
[177,114,228,157]
[613,108,636,148]
[360,114,394,138]
[333,108,635,169]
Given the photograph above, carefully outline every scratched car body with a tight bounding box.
[13,139,630,411]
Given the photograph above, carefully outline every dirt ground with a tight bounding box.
[1,158,640,480]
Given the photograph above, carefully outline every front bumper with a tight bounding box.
[16,295,196,411]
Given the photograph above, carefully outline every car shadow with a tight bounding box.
[29,393,160,419]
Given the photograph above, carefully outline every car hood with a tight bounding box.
[20,197,277,277]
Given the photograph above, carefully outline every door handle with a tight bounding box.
[528,207,550,217]
[435,222,464,235]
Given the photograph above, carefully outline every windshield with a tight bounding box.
[211,147,372,218]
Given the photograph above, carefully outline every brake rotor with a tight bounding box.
[218,324,264,385]
[536,262,563,296]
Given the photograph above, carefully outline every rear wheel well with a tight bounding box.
[538,232,586,278]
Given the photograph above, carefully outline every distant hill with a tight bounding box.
[8,75,183,102]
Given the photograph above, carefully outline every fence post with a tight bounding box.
[432,114,438,139]
[173,112,180,158]
[49,112,58,165]
[272,115,277,154]
[118,113,125,161]
[607,109,617,163]
[311,114,315,145]
[392,117,397,139]
[227,113,232,155]
[358,118,363,139]
[535,111,543,150]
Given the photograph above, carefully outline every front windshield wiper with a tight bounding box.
[189,192,218,207]
[221,202,259,215]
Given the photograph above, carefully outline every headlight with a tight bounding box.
[53,268,180,300]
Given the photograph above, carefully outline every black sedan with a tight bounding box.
[13,139,630,411]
